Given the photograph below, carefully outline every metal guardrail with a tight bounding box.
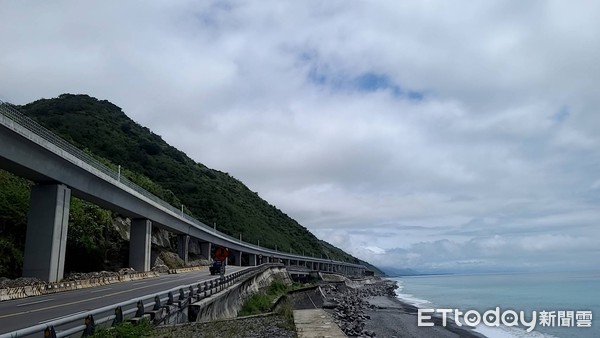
[0,264,280,338]
[0,100,365,268]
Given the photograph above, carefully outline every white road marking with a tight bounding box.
[16,298,55,307]
[90,287,112,293]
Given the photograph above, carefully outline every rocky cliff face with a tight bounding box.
[113,215,172,249]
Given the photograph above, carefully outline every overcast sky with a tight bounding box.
[1,1,599,273]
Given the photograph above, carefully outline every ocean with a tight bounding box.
[391,272,600,338]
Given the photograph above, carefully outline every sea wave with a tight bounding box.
[474,325,560,338]
[391,279,560,338]
[394,292,432,307]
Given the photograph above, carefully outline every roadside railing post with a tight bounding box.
[135,300,144,317]
[113,306,123,325]
[153,295,161,311]
[82,315,95,336]
[43,326,57,338]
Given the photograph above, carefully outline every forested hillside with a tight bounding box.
[0,94,382,277]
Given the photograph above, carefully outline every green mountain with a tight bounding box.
[1,94,382,276]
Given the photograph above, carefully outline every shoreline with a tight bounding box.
[321,278,486,337]
[363,294,486,338]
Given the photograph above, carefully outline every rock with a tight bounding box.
[321,278,400,337]
[118,267,135,274]
[152,264,169,273]
[151,228,172,248]
[363,329,376,336]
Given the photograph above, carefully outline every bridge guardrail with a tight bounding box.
[0,264,281,338]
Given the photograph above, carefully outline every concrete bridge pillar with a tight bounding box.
[200,241,211,261]
[23,184,71,282]
[177,234,189,265]
[249,253,257,266]
[237,251,242,266]
[129,219,151,272]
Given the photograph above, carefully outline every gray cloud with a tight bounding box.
[1,0,599,272]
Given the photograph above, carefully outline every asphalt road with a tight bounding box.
[0,266,247,335]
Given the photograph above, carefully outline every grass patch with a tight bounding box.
[276,298,296,331]
[238,293,273,316]
[238,278,299,317]
[88,318,153,338]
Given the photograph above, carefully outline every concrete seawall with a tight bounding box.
[188,266,292,322]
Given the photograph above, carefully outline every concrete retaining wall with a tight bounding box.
[188,266,291,322]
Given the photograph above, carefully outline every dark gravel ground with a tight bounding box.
[151,314,295,338]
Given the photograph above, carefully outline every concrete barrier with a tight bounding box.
[0,271,161,301]
[167,266,207,274]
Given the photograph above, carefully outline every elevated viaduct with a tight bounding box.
[0,100,365,283]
